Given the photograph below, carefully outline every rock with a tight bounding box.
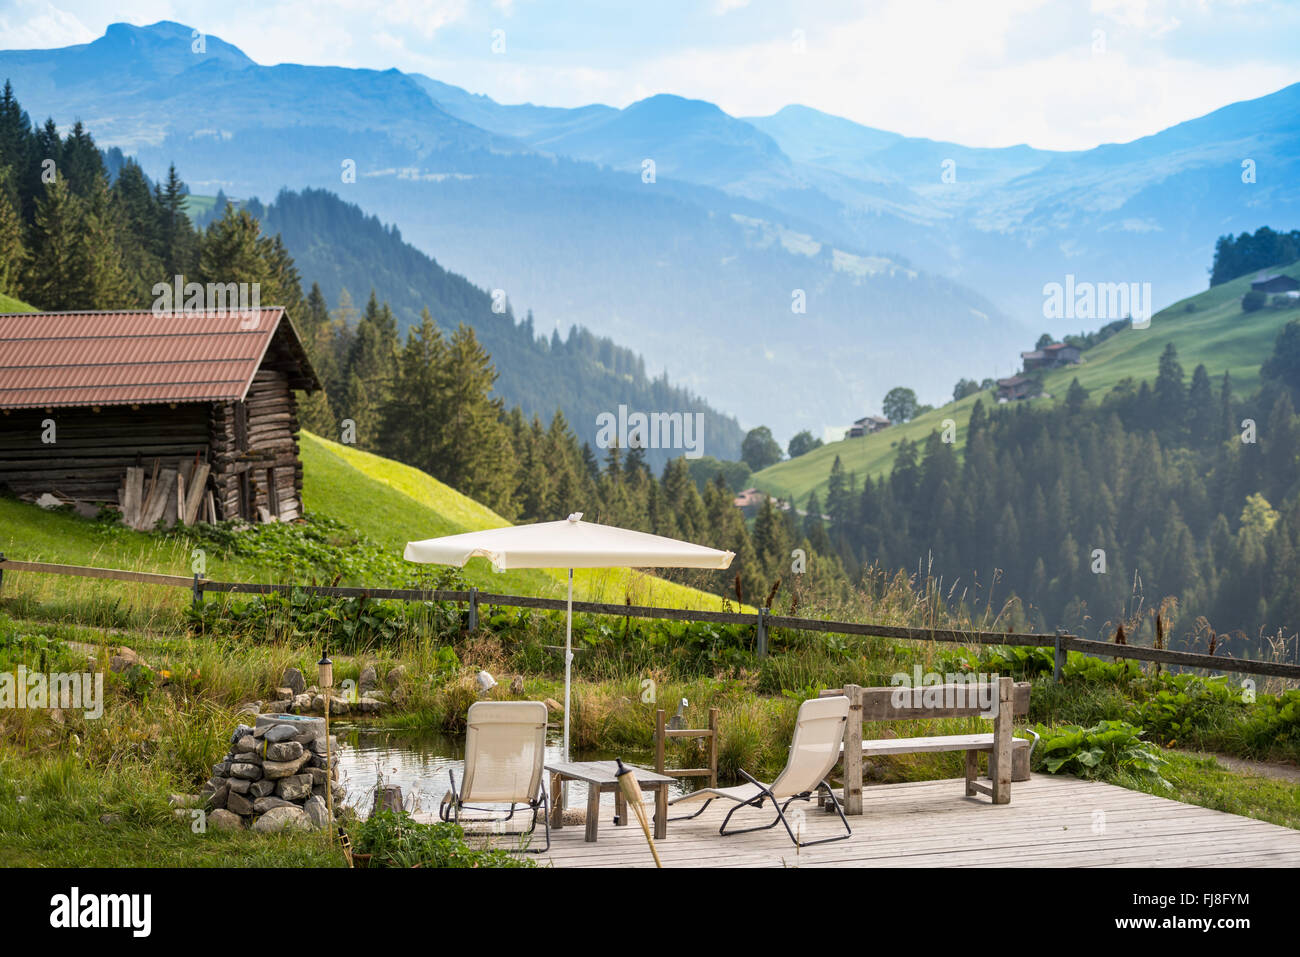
[208,809,243,832]
[358,664,378,695]
[234,752,263,766]
[113,646,149,669]
[275,774,313,801]
[262,752,313,779]
[306,766,330,786]
[264,699,292,714]
[236,701,261,716]
[230,762,261,781]
[227,790,255,816]
[212,761,231,778]
[206,784,230,811]
[169,793,203,808]
[282,667,306,696]
[275,687,295,700]
[303,795,330,829]
[292,694,313,713]
[385,665,406,687]
[357,697,383,714]
[253,795,295,814]
[250,779,276,798]
[510,675,525,694]
[263,723,299,743]
[252,805,310,833]
[229,724,254,747]
[99,813,122,825]
[227,777,251,794]
[543,698,562,713]
[236,735,261,753]
[308,735,337,755]
[255,713,324,740]
[264,740,303,762]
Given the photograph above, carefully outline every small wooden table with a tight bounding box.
[546,761,672,843]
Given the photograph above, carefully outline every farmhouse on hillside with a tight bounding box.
[1250,273,1300,295]
[0,308,320,526]
[996,375,1038,402]
[848,414,890,438]
[1020,341,1081,371]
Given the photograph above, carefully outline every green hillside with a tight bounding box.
[755,261,1300,505]
[0,431,734,612]
[301,433,736,609]
[0,292,35,312]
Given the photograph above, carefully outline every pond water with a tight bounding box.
[332,722,701,818]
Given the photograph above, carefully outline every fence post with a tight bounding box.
[192,572,203,608]
[756,608,767,658]
[1053,630,1065,683]
[842,684,863,815]
[654,708,666,775]
[468,586,479,632]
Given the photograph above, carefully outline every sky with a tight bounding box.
[1,0,1298,150]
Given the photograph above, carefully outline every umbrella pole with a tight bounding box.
[563,567,573,809]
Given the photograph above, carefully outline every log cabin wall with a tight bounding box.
[0,405,210,502]
[209,368,303,521]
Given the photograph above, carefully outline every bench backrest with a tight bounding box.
[820,679,1030,721]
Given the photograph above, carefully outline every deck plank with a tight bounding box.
[506,774,1300,868]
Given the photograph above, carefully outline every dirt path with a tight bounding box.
[1179,750,1300,785]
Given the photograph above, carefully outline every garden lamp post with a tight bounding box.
[318,649,334,842]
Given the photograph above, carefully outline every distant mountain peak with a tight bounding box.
[97,20,255,71]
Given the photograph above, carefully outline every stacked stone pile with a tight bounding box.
[200,713,346,833]
[236,665,396,717]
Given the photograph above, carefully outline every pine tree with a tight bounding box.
[24,174,82,309]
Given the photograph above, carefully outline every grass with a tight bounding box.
[0,291,35,313]
[754,260,1300,504]
[301,432,735,610]
[1117,750,1300,831]
[0,752,343,867]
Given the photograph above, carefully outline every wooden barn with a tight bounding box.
[0,307,320,526]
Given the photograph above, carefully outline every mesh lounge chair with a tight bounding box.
[439,700,550,852]
[668,695,852,847]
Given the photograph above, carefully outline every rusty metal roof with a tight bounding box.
[0,308,320,409]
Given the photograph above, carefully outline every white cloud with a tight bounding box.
[0,0,95,48]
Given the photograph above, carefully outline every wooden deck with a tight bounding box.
[522,774,1300,868]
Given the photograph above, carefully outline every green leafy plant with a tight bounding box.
[1033,720,1169,787]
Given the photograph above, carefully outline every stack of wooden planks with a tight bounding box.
[118,455,213,530]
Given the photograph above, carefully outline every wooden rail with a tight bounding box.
[1,555,1297,682]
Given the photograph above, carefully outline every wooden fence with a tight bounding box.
[1,555,1298,683]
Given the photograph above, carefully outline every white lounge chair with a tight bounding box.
[668,695,852,847]
[439,700,550,852]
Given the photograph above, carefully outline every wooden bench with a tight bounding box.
[820,677,1036,813]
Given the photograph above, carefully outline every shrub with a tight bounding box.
[1032,720,1168,787]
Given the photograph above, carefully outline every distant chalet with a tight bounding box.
[0,308,320,524]
[848,415,890,438]
[1250,273,1300,295]
[996,376,1036,402]
[1020,341,1080,371]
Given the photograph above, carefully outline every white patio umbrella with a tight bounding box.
[404,513,734,762]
